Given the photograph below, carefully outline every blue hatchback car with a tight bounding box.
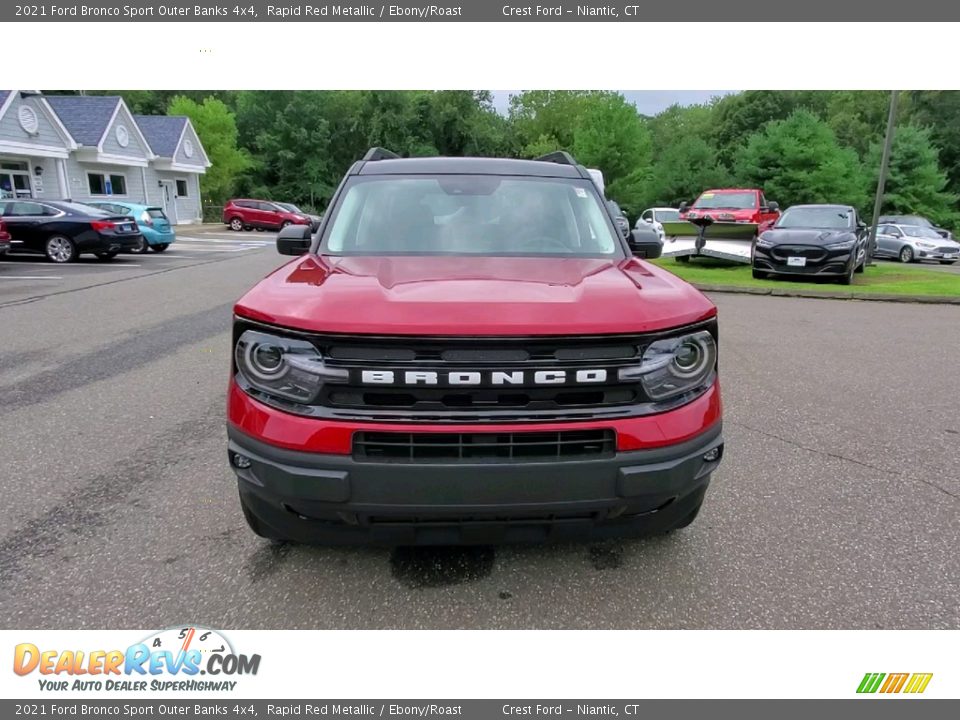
[86,201,175,253]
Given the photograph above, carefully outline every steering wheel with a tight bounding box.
[516,236,570,252]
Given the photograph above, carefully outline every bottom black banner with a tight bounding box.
[3,700,958,719]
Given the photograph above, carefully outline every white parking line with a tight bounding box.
[0,275,63,280]
[177,236,273,244]
[0,261,142,267]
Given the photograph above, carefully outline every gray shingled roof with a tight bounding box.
[134,115,187,157]
[45,95,121,146]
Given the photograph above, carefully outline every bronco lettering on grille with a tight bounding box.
[359,369,609,386]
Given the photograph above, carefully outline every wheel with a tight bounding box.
[229,217,243,231]
[255,227,265,232]
[280,221,292,229]
[899,246,914,263]
[45,235,77,263]
[752,268,767,280]
[94,251,118,261]
[128,236,148,254]
[150,243,169,253]
[940,260,956,265]
[665,496,705,531]
[675,255,690,263]
[838,261,854,285]
[244,225,253,232]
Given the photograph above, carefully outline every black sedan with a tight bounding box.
[752,204,867,285]
[0,199,143,263]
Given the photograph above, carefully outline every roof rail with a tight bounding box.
[363,147,400,161]
[534,151,578,166]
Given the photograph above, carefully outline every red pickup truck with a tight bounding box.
[227,149,724,545]
[680,188,780,235]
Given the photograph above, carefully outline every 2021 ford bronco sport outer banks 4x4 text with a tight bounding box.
[227,149,724,545]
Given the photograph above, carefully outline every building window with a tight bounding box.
[176,179,189,197]
[87,173,127,196]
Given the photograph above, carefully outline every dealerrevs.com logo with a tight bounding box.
[13,626,261,692]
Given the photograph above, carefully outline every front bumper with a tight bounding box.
[228,418,723,546]
[753,245,854,276]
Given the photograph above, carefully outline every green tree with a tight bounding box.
[734,110,866,208]
[866,124,958,227]
[643,135,732,208]
[908,91,960,199]
[166,96,250,207]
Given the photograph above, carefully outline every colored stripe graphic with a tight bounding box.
[903,673,933,694]
[880,673,909,693]
[857,673,886,693]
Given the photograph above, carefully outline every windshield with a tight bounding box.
[693,191,756,210]
[656,209,680,222]
[776,207,852,229]
[903,225,942,239]
[322,175,623,257]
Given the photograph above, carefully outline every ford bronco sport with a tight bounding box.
[227,149,723,545]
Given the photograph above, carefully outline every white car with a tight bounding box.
[636,207,681,241]
[874,223,960,264]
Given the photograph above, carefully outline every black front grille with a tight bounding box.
[353,429,616,463]
[234,320,718,422]
[771,245,828,262]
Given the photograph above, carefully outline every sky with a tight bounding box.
[490,90,738,116]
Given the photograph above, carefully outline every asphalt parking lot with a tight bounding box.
[1,235,958,630]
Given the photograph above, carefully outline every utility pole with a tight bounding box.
[867,91,899,266]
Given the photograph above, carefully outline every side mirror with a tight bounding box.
[276,223,312,256]
[678,202,689,213]
[628,228,663,259]
[767,201,779,212]
[642,216,653,224]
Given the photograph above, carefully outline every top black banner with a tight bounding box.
[5,0,952,22]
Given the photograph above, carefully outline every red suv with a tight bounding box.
[680,188,780,234]
[227,149,723,545]
[0,218,11,255]
[222,199,311,232]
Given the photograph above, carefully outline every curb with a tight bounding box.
[692,283,960,305]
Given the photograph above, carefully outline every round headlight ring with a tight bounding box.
[670,336,712,379]
[243,341,288,381]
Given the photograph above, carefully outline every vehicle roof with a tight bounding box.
[649,206,678,211]
[355,156,586,178]
[698,188,760,193]
[784,204,854,210]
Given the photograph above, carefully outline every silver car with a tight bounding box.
[874,223,960,264]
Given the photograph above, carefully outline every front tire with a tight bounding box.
[675,255,690,263]
[94,251,118,261]
[899,246,914,263]
[150,243,169,253]
[229,217,243,231]
[45,235,76,263]
[838,261,854,285]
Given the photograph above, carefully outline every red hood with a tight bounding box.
[235,255,716,336]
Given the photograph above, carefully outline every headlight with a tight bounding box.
[235,329,348,404]
[755,237,773,248]
[916,242,936,249]
[619,330,717,401]
[826,239,856,251]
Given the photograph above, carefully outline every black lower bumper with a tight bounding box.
[77,234,142,253]
[228,423,723,545]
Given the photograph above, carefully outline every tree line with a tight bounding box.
[63,90,960,227]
